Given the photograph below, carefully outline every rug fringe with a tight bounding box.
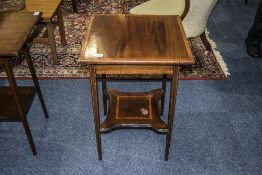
[205,30,230,77]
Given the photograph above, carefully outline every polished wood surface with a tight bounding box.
[101,88,167,133]
[79,14,194,65]
[0,12,41,57]
[23,0,61,22]
[79,14,194,160]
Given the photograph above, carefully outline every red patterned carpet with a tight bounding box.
[0,0,229,80]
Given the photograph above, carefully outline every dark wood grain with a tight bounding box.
[0,12,41,57]
[79,14,194,65]
[100,88,167,133]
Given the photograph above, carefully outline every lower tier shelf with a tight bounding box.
[100,88,168,133]
[0,87,36,122]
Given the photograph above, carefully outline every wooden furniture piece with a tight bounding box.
[22,0,67,64]
[78,14,194,160]
[0,12,49,155]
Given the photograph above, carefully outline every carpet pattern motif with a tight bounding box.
[0,0,228,80]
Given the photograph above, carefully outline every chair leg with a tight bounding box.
[160,74,167,116]
[24,46,49,119]
[245,0,248,4]
[57,5,67,46]
[200,31,212,51]
[46,22,58,64]
[4,60,37,155]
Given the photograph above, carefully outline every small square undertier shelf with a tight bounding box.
[0,87,36,122]
[100,88,168,133]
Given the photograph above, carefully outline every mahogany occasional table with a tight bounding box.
[0,12,49,155]
[78,14,194,160]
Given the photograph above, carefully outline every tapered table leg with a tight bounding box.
[90,66,102,160]
[164,66,179,161]
[4,60,37,155]
[24,46,49,119]
[160,74,167,116]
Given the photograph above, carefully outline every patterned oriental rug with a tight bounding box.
[0,0,229,80]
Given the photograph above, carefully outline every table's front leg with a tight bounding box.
[164,66,179,161]
[90,66,102,160]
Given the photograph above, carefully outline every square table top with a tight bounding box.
[22,0,61,22]
[0,11,42,57]
[78,14,194,66]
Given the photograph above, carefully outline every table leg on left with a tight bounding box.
[90,66,102,160]
[4,59,37,155]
